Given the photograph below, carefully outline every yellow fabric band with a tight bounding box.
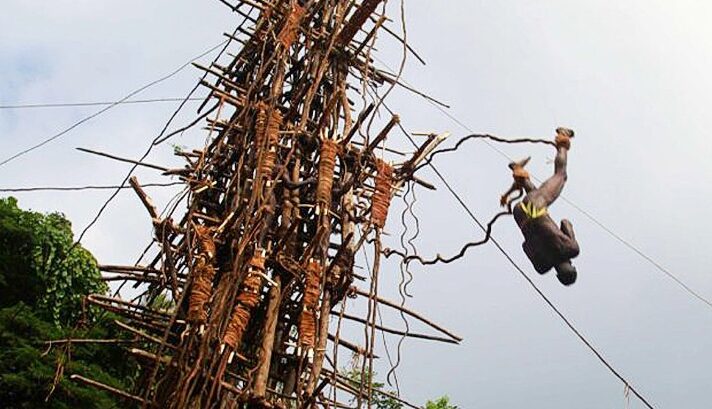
[520,201,548,219]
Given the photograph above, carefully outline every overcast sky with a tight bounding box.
[2,1,712,408]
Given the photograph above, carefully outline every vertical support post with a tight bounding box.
[305,288,331,395]
[253,276,282,397]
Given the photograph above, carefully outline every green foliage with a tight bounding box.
[170,143,188,155]
[341,361,458,409]
[0,197,107,325]
[0,197,138,407]
[424,396,459,409]
[342,367,402,409]
[149,292,176,314]
[0,304,138,409]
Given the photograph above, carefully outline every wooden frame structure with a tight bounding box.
[79,1,461,407]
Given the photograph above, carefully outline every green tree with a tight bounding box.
[0,305,138,408]
[343,366,402,409]
[0,197,138,408]
[424,396,459,409]
[0,197,107,325]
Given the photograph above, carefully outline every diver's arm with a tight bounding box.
[500,182,521,207]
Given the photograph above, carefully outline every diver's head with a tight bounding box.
[555,260,577,286]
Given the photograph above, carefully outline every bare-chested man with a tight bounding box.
[500,127,580,285]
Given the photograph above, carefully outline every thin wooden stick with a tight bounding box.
[99,264,161,274]
[351,287,462,341]
[44,338,136,345]
[113,320,178,350]
[330,312,459,344]
[327,333,379,359]
[76,147,169,172]
[70,374,147,404]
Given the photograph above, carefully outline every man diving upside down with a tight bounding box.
[500,127,580,285]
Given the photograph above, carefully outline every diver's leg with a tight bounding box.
[560,219,580,259]
[536,146,568,206]
[560,219,575,239]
